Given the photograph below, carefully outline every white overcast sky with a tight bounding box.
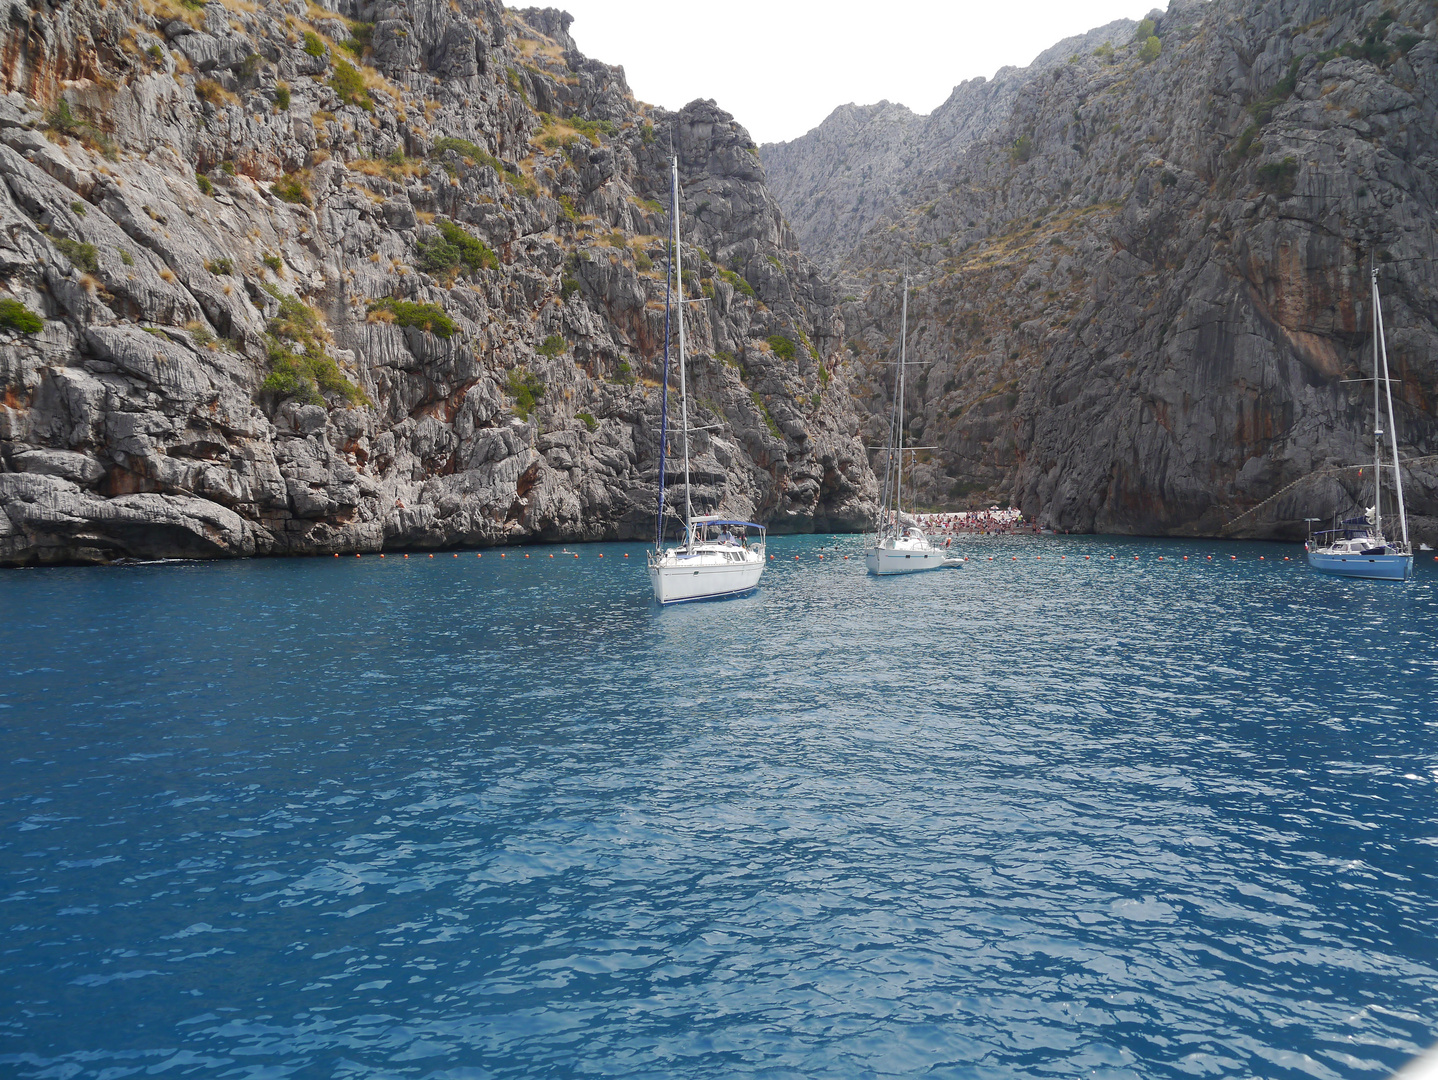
[554,1,1166,145]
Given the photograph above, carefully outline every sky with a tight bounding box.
[553,1,1166,146]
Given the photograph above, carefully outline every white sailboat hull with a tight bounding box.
[649,552,765,603]
[1307,549,1413,581]
[865,544,945,576]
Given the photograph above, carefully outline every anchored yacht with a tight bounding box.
[647,156,766,603]
[863,275,951,576]
[1306,267,1414,582]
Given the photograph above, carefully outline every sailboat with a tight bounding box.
[647,156,766,604]
[864,275,949,576]
[1306,267,1414,581]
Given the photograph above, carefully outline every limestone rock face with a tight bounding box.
[806,0,1438,542]
[759,20,1137,277]
[0,0,875,564]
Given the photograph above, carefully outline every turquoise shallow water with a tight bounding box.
[2,534,1436,1079]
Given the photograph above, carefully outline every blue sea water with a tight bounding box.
[1,534,1436,1080]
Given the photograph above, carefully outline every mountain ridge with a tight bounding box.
[832,0,1438,543]
[759,18,1141,275]
[0,0,876,565]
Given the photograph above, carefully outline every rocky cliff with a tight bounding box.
[833,0,1438,542]
[759,20,1137,277]
[0,0,875,565]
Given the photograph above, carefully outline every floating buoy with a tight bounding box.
[1085,556,1090,559]
[1012,556,1018,560]
[477,553,481,558]
[525,554,530,558]
[1060,555,1065,559]
[501,553,506,558]
[844,555,849,559]
[453,553,458,558]
[334,553,339,558]
[795,556,799,560]
[356,553,361,558]
[1158,556,1164,560]
[624,553,629,558]
[1036,555,1042,560]
[549,553,554,558]
[1134,556,1139,560]
[1284,557,1290,560]
[1231,555,1237,560]
[380,554,385,558]
[428,554,433,558]
[598,553,603,558]
[1110,555,1115,560]
[404,554,409,558]
[1259,556,1264,560]
[1207,556,1211,560]
[1183,556,1187,560]
[573,553,578,558]
[769,555,774,560]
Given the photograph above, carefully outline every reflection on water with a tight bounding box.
[2,535,1436,1078]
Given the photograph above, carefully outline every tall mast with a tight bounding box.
[654,160,675,551]
[1371,268,1383,540]
[896,275,908,526]
[672,157,693,542]
[1374,268,1409,548]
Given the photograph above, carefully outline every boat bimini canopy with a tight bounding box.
[687,516,764,530]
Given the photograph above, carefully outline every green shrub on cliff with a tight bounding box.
[719,268,755,298]
[1131,18,1155,43]
[330,60,372,111]
[434,220,499,273]
[340,21,373,58]
[262,343,366,407]
[262,293,367,406]
[1257,157,1299,196]
[537,334,566,357]
[767,334,796,361]
[303,31,325,58]
[506,369,546,419]
[1139,35,1161,63]
[273,173,310,206]
[0,298,43,334]
[51,236,98,273]
[368,298,457,338]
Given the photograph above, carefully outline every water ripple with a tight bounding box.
[1,535,1435,1078]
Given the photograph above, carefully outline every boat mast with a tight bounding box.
[672,157,693,546]
[1370,267,1384,540]
[654,159,675,551]
[1374,267,1409,549]
[895,275,908,530]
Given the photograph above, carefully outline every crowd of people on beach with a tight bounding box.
[913,509,1037,536]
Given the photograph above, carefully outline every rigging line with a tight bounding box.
[653,158,676,551]
[1218,454,1438,534]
